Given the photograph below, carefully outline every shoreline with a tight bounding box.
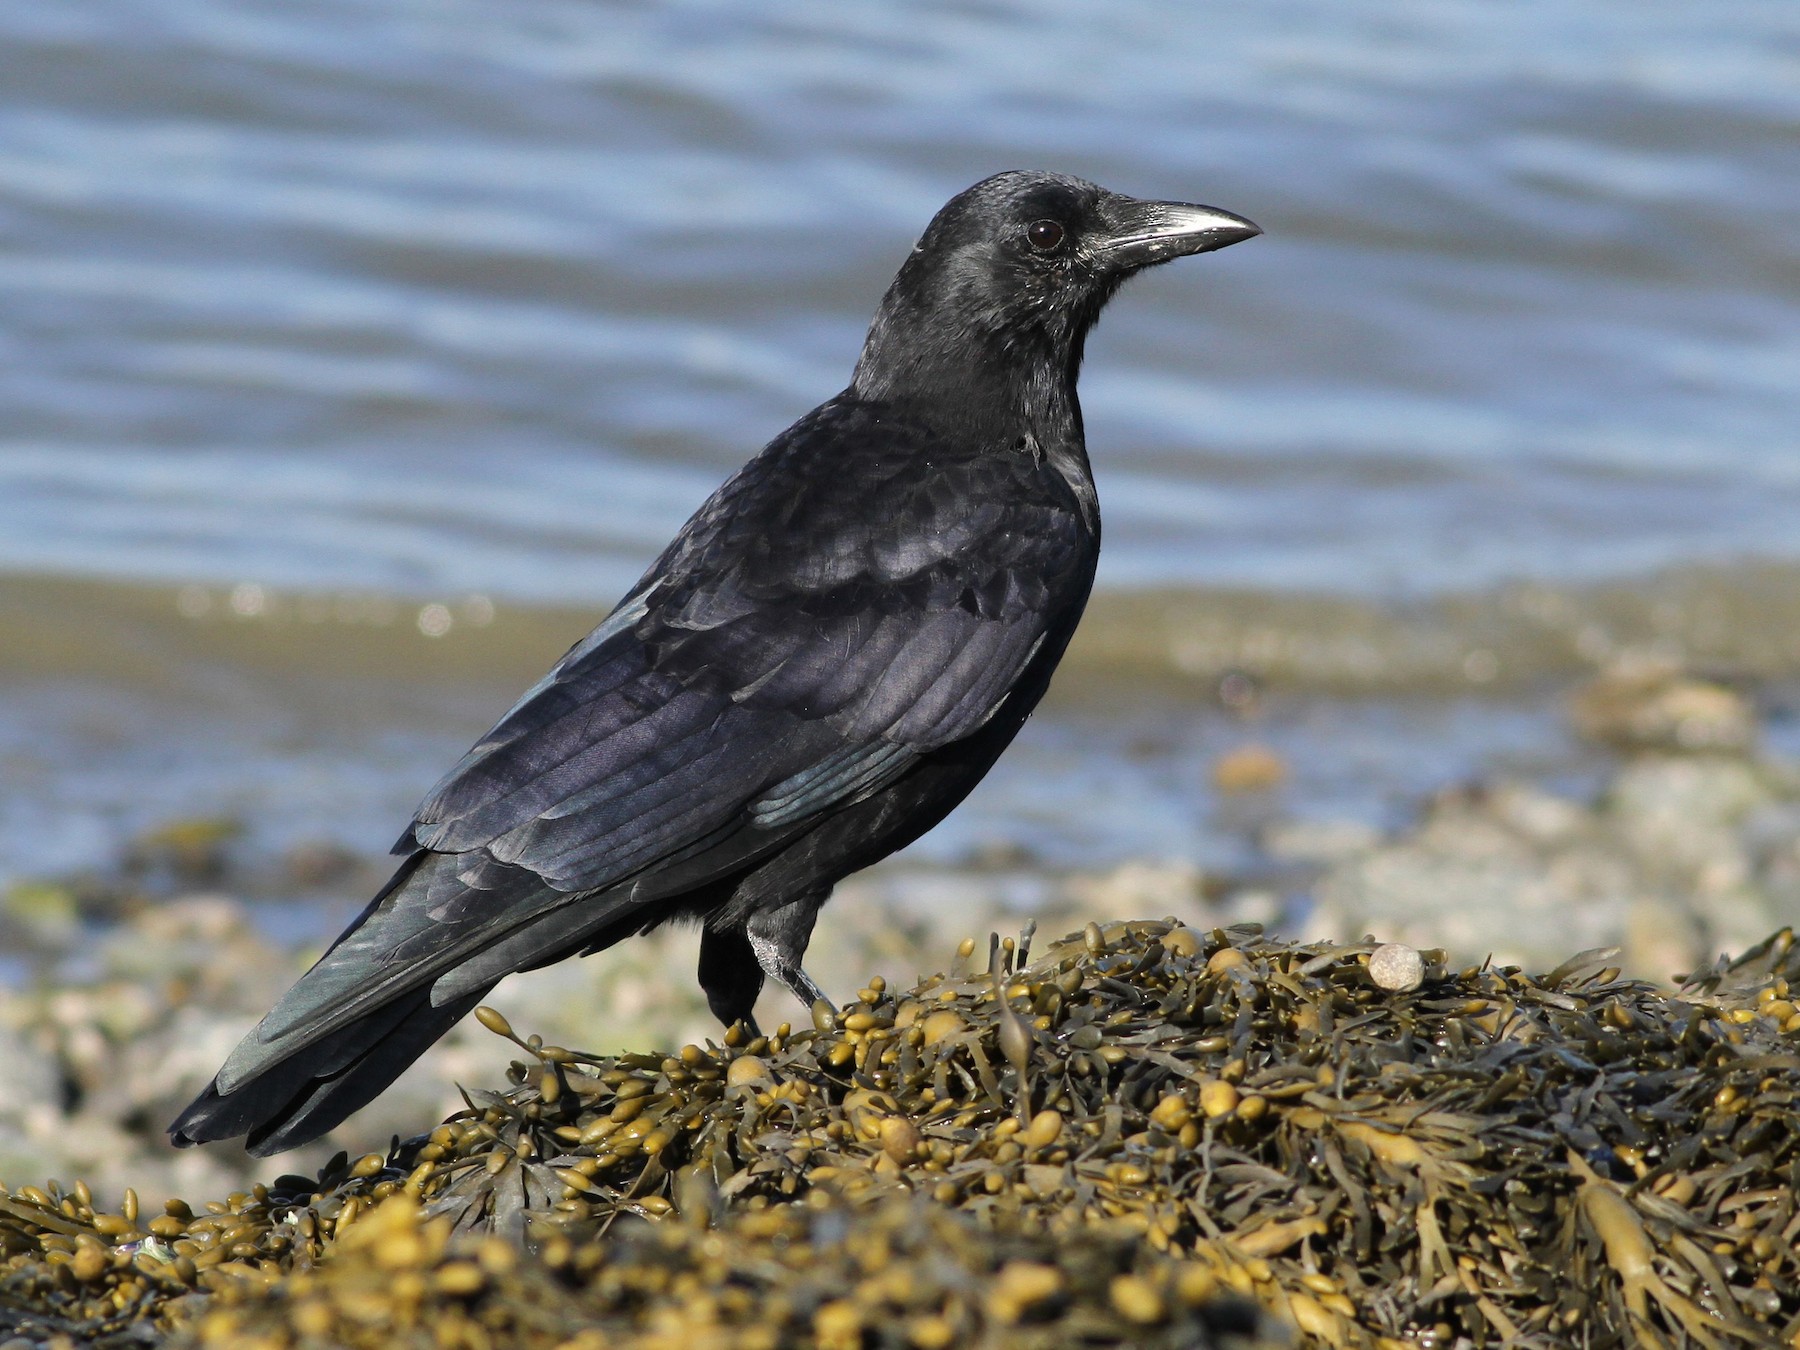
[4,659,1796,1204]
[11,556,1800,696]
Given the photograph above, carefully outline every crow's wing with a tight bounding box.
[236,401,1093,1059]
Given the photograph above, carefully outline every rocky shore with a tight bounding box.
[3,669,1796,1199]
[2,664,1798,1344]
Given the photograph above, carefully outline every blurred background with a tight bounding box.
[2,0,1799,1189]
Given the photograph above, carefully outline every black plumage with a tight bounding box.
[169,170,1259,1154]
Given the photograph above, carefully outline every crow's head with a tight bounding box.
[854,170,1259,405]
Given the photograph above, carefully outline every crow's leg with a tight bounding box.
[697,923,765,1033]
[747,891,835,1014]
[699,892,834,1031]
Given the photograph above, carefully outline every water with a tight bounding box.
[0,572,1609,893]
[2,0,1798,890]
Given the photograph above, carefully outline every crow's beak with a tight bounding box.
[1094,199,1261,269]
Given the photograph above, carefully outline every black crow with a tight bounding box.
[169,170,1258,1154]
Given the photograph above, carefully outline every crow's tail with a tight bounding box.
[168,981,492,1156]
[166,846,670,1155]
[165,849,514,1156]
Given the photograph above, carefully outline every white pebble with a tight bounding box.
[1369,942,1425,992]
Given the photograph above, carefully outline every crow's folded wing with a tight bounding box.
[408,402,1092,889]
[242,405,1093,1053]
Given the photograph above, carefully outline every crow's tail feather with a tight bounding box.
[165,846,697,1156]
[168,983,491,1157]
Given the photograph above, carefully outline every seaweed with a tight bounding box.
[4,921,1798,1347]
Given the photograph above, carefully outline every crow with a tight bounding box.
[169,170,1259,1155]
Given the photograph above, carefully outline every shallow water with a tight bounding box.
[0,571,1640,891]
[2,0,1797,890]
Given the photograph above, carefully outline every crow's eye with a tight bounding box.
[1026,219,1065,252]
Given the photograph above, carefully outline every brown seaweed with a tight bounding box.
[3,921,1798,1348]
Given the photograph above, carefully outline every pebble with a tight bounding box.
[1211,744,1288,794]
[1368,943,1425,992]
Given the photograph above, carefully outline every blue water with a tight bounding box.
[2,0,1796,602]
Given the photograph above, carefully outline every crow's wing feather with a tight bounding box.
[410,401,1088,882]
